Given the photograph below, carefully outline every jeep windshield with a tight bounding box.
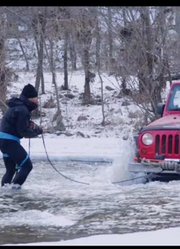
[168,85,180,111]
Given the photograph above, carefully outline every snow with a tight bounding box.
[1,70,180,245]
[16,227,180,245]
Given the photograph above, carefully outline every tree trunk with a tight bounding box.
[32,12,45,94]
[48,39,65,131]
[83,48,91,105]
[0,16,7,114]
[69,34,77,71]
[17,37,29,71]
[63,31,68,90]
[95,15,101,70]
[35,35,44,93]
[107,7,113,73]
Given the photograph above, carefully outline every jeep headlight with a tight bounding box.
[142,133,153,145]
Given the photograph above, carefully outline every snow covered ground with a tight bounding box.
[20,227,180,245]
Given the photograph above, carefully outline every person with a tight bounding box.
[0,84,43,189]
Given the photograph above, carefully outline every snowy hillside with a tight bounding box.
[4,70,146,140]
[3,37,150,140]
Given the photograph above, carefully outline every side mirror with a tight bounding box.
[157,103,165,116]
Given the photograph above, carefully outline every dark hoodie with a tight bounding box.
[0,95,42,139]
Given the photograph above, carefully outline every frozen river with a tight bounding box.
[1,160,180,245]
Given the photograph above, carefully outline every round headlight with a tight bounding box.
[142,133,153,145]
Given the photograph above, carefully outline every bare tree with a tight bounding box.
[16,37,30,71]
[95,7,101,71]
[73,7,96,105]
[109,7,173,122]
[69,32,77,71]
[107,7,114,74]
[57,7,71,90]
[31,8,46,94]
[0,11,8,113]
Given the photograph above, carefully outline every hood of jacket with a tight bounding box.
[7,95,38,112]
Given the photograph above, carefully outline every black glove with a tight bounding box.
[34,125,43,135]
[29,121,43,135]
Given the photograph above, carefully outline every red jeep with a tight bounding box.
[129,82,180,181]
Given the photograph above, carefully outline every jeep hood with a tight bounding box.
[143,115,180,131]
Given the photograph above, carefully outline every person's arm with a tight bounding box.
[15,107,43,138]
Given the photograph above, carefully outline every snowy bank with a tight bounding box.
[7,226,180,246]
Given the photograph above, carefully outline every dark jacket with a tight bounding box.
[0,95,42,139]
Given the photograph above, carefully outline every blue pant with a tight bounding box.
[0,139,33,186]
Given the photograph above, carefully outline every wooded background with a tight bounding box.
[0,6,180,128]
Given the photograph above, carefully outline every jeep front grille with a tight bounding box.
[155,134,180,155]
